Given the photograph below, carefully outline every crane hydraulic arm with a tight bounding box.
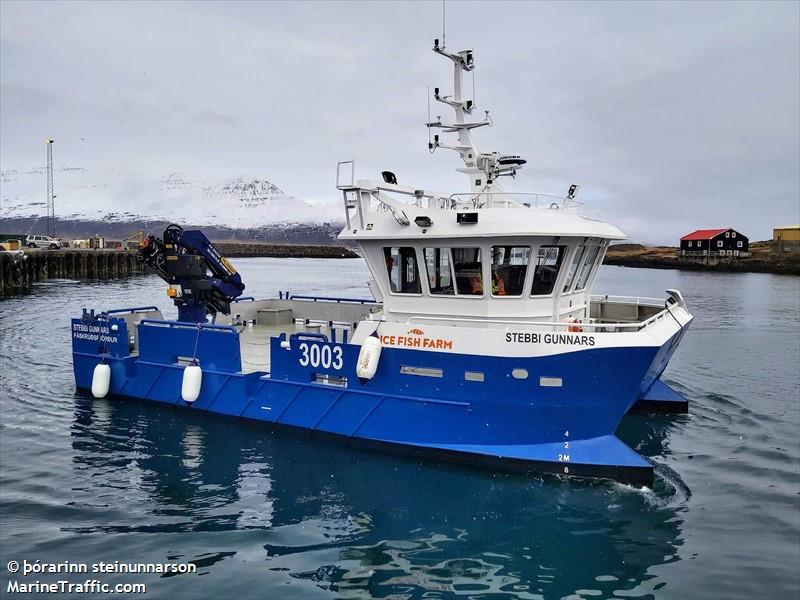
[138,224,245,323]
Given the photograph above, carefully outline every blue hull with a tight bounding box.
[71,313,686,486]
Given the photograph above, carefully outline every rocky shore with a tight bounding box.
[604,242,799,276]
[215,242,358,259]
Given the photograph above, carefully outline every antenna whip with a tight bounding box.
[442,0,446,49]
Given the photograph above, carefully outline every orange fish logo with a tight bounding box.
[407,328,425,336]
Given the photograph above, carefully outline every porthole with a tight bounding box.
[511,368,528,380]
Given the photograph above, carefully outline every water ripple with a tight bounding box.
[0,261,798,599]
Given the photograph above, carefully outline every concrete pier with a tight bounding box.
[0,249,144,298]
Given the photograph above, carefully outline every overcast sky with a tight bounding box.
[2,0,798,243]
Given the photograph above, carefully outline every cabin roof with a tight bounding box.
[339,206,626,241]
[680,228,731,241]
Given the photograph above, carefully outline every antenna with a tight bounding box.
[442,0,446,49]
[428,37,518,192]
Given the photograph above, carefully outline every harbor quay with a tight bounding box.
[0,249,143,298]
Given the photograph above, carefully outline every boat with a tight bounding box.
[71,37,693,486]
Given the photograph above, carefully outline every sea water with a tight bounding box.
[1,260,798,599]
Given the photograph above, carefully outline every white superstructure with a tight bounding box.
[338,38,627,326]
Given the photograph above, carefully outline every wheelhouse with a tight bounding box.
[365,237,610,321]
[338,177,624,325]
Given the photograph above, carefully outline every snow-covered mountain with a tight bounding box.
[0,166,339,226]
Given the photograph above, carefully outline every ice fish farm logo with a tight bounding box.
[379,328,453,350]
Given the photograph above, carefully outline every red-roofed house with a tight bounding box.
[680,228,748,257]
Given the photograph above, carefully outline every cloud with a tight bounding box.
[1,0,797,243]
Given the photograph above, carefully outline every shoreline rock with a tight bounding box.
[604,242,799,276]
[215,242,358,259]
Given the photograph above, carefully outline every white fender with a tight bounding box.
[91,363,111,399]
[181,364,203,403]
[356,336,382,380]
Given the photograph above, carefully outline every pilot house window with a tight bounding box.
[490,246,531,296]
[452,248,483,295]
[531,246,566,296]
[384,247,421,294]
[424,248,455,295]
[575,245,601,291]
[562,246,586,292]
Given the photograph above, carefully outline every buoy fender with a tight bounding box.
[181,364,203,403]
[91,363,111,399]
[356,336,382,380]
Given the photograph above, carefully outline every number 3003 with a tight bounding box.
[298,342,343,370]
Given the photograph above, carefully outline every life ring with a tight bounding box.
[567,317,583,333]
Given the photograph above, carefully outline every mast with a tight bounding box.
[426,39,527,198]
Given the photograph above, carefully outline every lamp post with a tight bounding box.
[46,139,55,237]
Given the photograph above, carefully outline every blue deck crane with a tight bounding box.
[138,224,245,323]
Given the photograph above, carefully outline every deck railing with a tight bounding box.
[405,309,674,333]
[448,192,582,212]
[365,190,581,213]
[337,163,583,224]
[402,292,686,333]
[589,294,665,307]
[289,294,378,304]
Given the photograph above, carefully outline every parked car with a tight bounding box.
[25,235,61,249]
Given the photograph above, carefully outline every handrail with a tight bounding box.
[103,306,160,315]
[447,192,584,212]
[137,319,239,334]
[405,311,673,331]
[450,191,567,202]
[344,180,583,212]
[232,296,255,303]
[336,160,355,189]
[590,294,665,307]
[290,294,378,304]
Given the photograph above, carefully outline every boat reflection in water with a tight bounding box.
[70,392,689,599]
